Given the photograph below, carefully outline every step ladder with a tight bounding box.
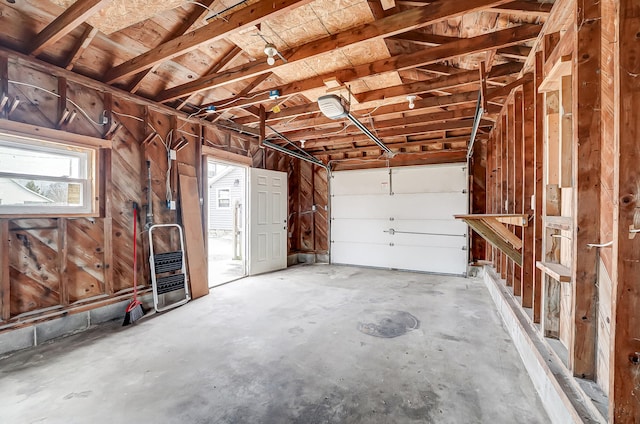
[148,224,190,312]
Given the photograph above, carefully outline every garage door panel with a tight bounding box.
[331,194,388,219]
[388,193,468,220]
[387,245,468,274]
[331,219,391,244]
[390,233,466,249]
[390,219,467,235]
[391,165,467,194]
[332,193,466,220]
[331,241,391,268]
[331,168,389,196]
[330,164,468,275]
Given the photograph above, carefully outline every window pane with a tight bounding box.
[0,178,83,207]
[0,145,84,178]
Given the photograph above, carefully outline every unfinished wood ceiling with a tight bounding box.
[0,0,553,167]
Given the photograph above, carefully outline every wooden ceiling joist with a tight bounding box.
[306,135,479,155]
[273,108,479,140]
[201,24,540,121]
[389,31,461,46]
[355,61,522,103]
[104,0,311,83]
[271,107,479,135]
[28,0,112,56]
[156,0,522,103]
[327,149,468,171]
[490,1,553,16]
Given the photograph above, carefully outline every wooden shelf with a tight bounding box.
[536,261,571,282]
[455,214,529,266]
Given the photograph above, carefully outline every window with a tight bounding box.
[0,134,96,215]
[217,189,230,209]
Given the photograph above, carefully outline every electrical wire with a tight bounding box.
[8,80,107,127]
[214,90,272,109]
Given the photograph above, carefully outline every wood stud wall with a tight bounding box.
[0,51,329,332]
[479,0,640,421]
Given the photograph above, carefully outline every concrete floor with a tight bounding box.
[0,265,548,424]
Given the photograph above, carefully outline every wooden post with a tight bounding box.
[508,99,516,289]
[0,220,9,321]
[58,218,69,306]
[522,79,535,308]
[501,115,508,281]
[533,51,544,323]
[570,0,600,379]
[513,94,524,297]
[0,57,8,120]
[102,148,114,295]
[609,0,640,420]
[485,134,494,262]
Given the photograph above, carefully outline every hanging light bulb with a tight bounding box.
[264,43,277,66]
[407,95,417,110]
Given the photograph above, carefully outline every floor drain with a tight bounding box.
[357,310,420,338]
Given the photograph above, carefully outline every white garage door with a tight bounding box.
[330,163,469,275]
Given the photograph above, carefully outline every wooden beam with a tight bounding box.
[479,61,489,111]
[486,73,533,100]
[102,148,114,296]
[157,19,540,103]
[514,91,524,297]
[277,108,478,140]
[389,31,460,46]
[298,119,487,148]
[522,79,535,308]
[64,25,98,71]
[356,62,521,103]
[28,0,111,56]
[308,135,478,155]
[238,87,506,127]
[272,106,477,134]
[533,50,544,324]
[58,218,69,306]
[570,0,600,380]
[497,45,533,61]
[327,149,466,171]
[610,0,640,420]
[125,0,217,93]
[0,220,9,321]
[104,0,311,83]
[490,1,553,16]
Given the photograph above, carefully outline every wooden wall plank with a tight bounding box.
[522,79,535,308]
[57,218,69,306]
[0,220,9,321]
[610,0,640,420]
[178,169,209,299]
[570,0,600,380]
[533,50,544,323]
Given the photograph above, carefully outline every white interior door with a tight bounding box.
[248,168,287,275]
[331,163,468,275]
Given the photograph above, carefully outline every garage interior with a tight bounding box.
[0,0,637,423]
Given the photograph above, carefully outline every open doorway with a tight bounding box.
[207,159,247,287]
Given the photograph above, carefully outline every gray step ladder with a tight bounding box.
[148,224,190,312]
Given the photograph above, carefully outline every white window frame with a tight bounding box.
[0,133,96,216]
[217,188,231,210]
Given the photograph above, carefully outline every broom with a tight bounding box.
[123,202,144,325]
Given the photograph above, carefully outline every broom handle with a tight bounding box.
[132,202,138,302]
